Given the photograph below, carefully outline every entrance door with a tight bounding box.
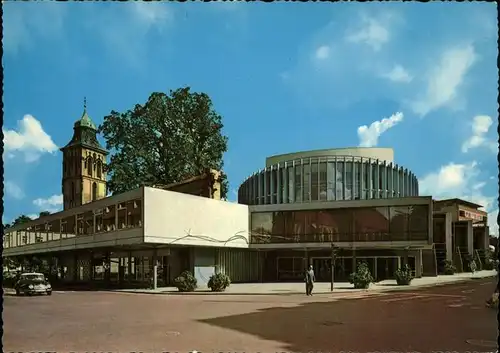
[376,257,398,281]
[312,258,330,282]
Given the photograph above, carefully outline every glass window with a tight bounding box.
[354,162,361,200]
[294,163,302,202]
[311,161,319,201]
[265,170,271,204]
[388,165,393,196]
[251,212,273,243]
[272,169,278,204]
[364,162,370,199]
[284,211,305,236]
[278,167,284,203]
[408,205,429,240]
[353,207,390,241]
[336,162,344,200]
[288,166,294,203]
[327,162,335,201]
[272,212,286,237]
[319,161,327,201]
[322,209,352,241]
[371,163,376,198]
[303,163,311,202]
[345,161,352,201]
[389,206,409,241]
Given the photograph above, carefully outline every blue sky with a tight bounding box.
[3,2,498,233]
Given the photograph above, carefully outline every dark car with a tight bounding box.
[14,272,52,296]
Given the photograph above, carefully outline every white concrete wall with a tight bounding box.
[143,187,250,248]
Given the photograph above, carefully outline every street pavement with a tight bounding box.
[4,277,498,352]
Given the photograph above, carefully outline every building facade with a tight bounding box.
[3,118,491,288]
[239,148,435,282]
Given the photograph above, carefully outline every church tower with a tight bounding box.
[60,98,109,210]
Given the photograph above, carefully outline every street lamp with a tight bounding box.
[330,243,339,292]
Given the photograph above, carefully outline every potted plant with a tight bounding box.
[443,260,456,275]
[349,261,374,289]
[173,270,197,292]
[207,273,231,292]
[394,264,413,285]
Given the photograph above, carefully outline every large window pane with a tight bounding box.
[272,169,278,203]
[319,161,327,201]
[345,161,353,201]
[265,170,271,204]
[327,162,335,201]
[389,206,409,241]
[251,212,273,243]
[303,163,311,202]
[364,162,370,199]
[295,164,302,202]
[409,205,429,240]
[288,166,294,203]
[272,211,286,237]
[314,209,352,242]
[311,161,319,201]
[353,207,390,241]
[354,162,361,200]
[336,162,344,200]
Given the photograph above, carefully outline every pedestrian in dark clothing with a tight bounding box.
[305,265,315,296]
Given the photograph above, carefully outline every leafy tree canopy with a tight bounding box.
[99,87,229,198]
[39,211,51,217]
[11,215,33,226]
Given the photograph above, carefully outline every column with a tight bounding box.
[395,164,399,197]
[258,170,263,205]
[383,161,388,198]
[368,158,372,199]
[263,167,268,205]
[351,158,355,200]
[467,220,473,255]
[276,163,281,204]
[415,250,422,278]
[300,159,304,202]
[333,157,337,200]
[308,158,313,202]
[152,249,158,290]
[360,158,365,200]
[445,212,453,261]
[342,157,346,200]
[283,162,288,204]
[375,159,380,199]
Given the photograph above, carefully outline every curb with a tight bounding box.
[112,275,497,296]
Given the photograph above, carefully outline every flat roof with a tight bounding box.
[433,198,484,210]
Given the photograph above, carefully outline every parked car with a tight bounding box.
[14,272,52,296]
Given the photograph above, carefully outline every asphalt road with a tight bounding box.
[4,278,498,352]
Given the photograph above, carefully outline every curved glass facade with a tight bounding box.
[238,156,419,205]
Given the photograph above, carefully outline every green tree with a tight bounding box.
[39,211,51,217]
[12,215,33,226]
[99,87,229,198]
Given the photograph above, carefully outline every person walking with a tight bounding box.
[305,265,315,296]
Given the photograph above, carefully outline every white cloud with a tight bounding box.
[345,15,390,52]
[315,45,331,60]
[33,194,63,212]
[419,161,498,235]
[3,114,58,162]
[461,115,496,153]
[410,44,477,117]
[357,112,404,147]
[5,181,25,200]
[381,64,413,83]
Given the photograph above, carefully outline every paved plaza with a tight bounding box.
[4,276,498,352]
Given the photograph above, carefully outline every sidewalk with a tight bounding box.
[114,270,498,296]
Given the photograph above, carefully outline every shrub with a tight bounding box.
[483,251,497,271]
[349,261,374,289]
[443,260,456,275]
[394,265,413,285]
[173,271,197,292]
[208,273,231,292]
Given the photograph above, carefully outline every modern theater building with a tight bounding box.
[2,106,491,289]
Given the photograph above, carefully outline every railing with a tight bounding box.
[250,232,429,244]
